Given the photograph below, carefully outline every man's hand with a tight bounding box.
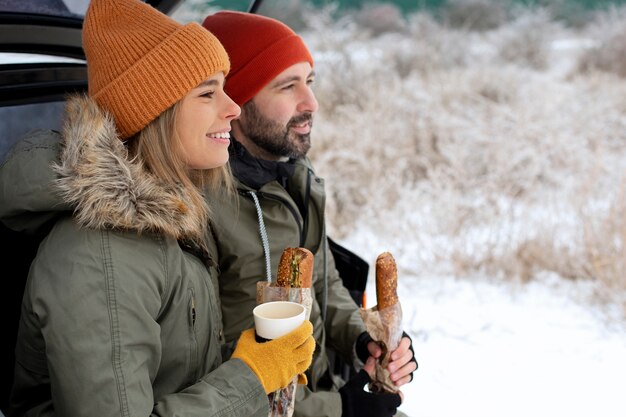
[381,333,417,386]
[356,331,418,387]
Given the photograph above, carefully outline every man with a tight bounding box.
[202,11,417,417]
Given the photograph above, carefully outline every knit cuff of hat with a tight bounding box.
[92,23,229,139]
[226,34,312,106]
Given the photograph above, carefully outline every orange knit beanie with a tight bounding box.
[83,0,230,139]
[201,11,313,107]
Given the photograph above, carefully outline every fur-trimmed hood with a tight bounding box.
[52,95,206,241]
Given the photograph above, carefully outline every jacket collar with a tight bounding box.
[228,139,296,190]
[53,94,206,242]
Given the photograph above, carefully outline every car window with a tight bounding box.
[0,0,89,17]
[0,0,90,162]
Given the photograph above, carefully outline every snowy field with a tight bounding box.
[357,263,626,417]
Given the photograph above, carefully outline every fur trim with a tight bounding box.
[54,95,205,241]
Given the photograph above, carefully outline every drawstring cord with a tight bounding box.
[248,175,328,321]
[248,191,272,282]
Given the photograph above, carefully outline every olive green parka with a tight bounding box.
[0,96,268,417]
[206,140,367,417]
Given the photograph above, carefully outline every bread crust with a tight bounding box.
[375,252,398,310]
[276,247,313,288]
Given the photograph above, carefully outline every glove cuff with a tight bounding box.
[339,370,370,417]
[339,386,352,417]
[355,331,373,364]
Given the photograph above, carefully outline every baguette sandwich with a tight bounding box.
[277,247,313,289]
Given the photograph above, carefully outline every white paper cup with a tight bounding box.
[253,301,306,341]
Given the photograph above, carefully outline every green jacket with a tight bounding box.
[207,141,367,417]
[0,96,268,417]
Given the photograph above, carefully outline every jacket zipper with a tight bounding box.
[191,295,196,327]
[188,289,199,382]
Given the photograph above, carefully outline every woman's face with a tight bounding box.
[176,72,240,169]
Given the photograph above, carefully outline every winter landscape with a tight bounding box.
[1,0,626,416]
[304,3,626,416]
[185,1,625,415]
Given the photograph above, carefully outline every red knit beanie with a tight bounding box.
[83,0,230,139]
[201,11,313,106]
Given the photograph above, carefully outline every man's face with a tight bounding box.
[237,62,318,160]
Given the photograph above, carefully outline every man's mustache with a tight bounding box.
[288,112,313,128]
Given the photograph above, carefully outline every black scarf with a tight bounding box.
[229,139,296,190]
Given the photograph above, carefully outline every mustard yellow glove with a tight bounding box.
[232,320,315,394]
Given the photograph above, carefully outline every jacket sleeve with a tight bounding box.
[26,222,267,417]
[0,130,70,233]
[313,238,366,362]
[152,359,267,417]
[293,384,342,417]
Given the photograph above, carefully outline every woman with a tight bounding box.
[0,0,314,416]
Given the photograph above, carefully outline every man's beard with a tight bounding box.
[238,101,312,159]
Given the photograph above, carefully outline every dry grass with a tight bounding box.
[577,6,626,78]
[352,3,406,36]
[440,0,510,31]
[301,5,626,315]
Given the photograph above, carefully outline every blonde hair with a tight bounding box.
[128,102,234,246]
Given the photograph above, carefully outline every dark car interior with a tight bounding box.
[0,0,367,413]
[1,3,88,412]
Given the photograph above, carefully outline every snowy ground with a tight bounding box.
[358,264,626,417]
